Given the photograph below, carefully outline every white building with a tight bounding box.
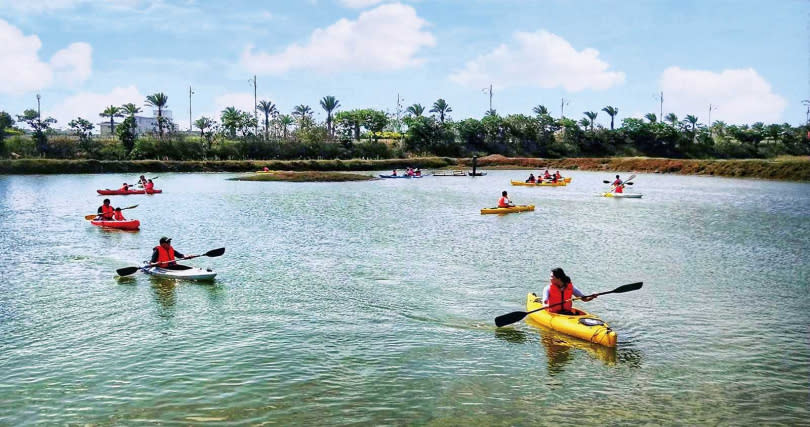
[99,110,173,136]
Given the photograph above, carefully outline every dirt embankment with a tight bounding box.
[464,155,810,181]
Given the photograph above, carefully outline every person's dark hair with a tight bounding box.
[103,198,110,204]
[551,267,571,285]
[616,175,620,179]
[502,190,507,196]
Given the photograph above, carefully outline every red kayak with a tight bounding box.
[97,189,162,195]
[90,219,140,230]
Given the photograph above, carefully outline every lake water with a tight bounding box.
[1,170,808,425]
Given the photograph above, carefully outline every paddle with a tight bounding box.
[116,247,225,277]
[603,180,633,185]
[85,204,139,220]
[494,282,643,327]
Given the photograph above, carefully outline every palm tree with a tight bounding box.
[485,109,498,117]
[257,100,277,140]
[583,111,598,131]
[644,113,657,123]
[292,105,313,127]
[578,118,591,129]
[406,104,425,117]
[665,113,679,126]
[145,92,169,137]
[532,105,549,115]
[430,99,452,123]
[194,116,214,138]
[601,106,618,130]
[279,114,294,139]
[220,107,241,138]
[320,96,340,137]
[121,103,141,117]
[684,114,699,132]
[99,105,123,135]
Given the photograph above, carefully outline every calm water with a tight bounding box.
[1,170,808,425]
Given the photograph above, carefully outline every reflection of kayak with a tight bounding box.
[527,317,617,366]
[378,174,422,179]
[480,205,534,214]
[468,171,487,176]
[97,189,162,195]
[90,219,140,230]
[432,170,466,177]
[526,292,617,347]
[601,193,642,198]
[511,180,567,187]
[256,170,273,173]
[142,264,216,281]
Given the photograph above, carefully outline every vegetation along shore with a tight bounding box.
[1,156,808,181]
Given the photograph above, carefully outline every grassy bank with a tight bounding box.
[1,156,808,181]
[229,171,375,182]
[465,155,810,181]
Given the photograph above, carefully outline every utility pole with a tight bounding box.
[253,75,258,136]
[560,97,569,118]
[396,93,404,133]
[188,85,194,132]
[36,93,41,125]
[481,85,493,113]
[708,103,718,137]
[802,100,810,125]
[657,91,664,122]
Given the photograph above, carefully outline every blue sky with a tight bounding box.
[0,0,806,131]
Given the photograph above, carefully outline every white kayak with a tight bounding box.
[601,192,643,198]
[141,264,217,280]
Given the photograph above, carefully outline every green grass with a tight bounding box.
[228,171,376,182]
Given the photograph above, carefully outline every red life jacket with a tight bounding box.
[113,211,125,220]
[100,204,114,219]
[547,282,573,313]
[145,182,154,190]
[154,245,176,267]
[614,185,624,193]
[498,196,510,208]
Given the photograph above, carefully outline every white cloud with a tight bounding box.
[338,0,385,8]
[47,86,144,130]
[240,3,435,74]
[0,19,92,94]
[659,66,787,124]
[450,30,625,92]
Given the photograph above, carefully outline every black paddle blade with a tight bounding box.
[602,180,610,183]
[204,247,225,257]
[495,311,528,327]
[116,266,140,276]
[610,282,643,294]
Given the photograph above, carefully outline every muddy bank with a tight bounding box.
[463,155,810,181]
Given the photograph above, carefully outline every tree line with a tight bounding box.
[1,93,808,161]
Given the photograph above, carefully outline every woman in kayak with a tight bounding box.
[113,207,126,220]
[525,173,536,183]
[96,199,115,220]
[144,179,155,191]
[498,191,515,208]
[542,268,595,315]
[151,237,186,269]
[119,182,130,191]
[555,171,562,180]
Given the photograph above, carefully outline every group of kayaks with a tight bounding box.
[97,188,162,195]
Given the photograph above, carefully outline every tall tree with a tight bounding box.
[68,117,95,155]
[406,104,425,117]
[100,105,123,136]
[684,115,699,132]
[0,111,14,142]
[17,109,56,156]
[601,106,618,130]
[220,107,243,138]
[279,114,294,139]
[583,111,598,131]
[292,105,313,128]
[145,92,169,137]
[320,96,340,137]
[665,113,679,126]
[257,100,277,140]
[121,103,141,117]
[644,113,657,123]
[195,116,215,138]
[430,99,452,123]
[532,105,549,115]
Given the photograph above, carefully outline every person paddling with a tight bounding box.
[151,237,185,269]
[498,191,515,208]
[96,198,115,220]
[144,179,155,192]
[526,173,536,183]
[542,268,595,315]
[138,175,147,186]
[118,182,130,192]
[113,207,126,220]
[543,169,551,180]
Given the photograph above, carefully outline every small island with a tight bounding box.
[228,170,375,182]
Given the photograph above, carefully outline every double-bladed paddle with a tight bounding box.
[494,282,643,327]
[85,204,139,220]
[115,247,225,277]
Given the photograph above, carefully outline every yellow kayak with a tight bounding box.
[510,180,567,187]
[526,292,617,347]
[480,205,535,215]
[601,192,642,198]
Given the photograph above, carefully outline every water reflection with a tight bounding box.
[526,318,619,374]
[150,278,177,318]
[493,327,529,344]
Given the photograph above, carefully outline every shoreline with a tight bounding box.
[1,156,808,181]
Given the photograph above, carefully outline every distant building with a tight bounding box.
[98,110,173,136]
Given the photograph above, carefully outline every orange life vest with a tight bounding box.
[498,196,510,208]
[614,185,624,193]
[113,211,125,220]
[154,245,176,268]
[100,205,114,219]
[547,282,573,313]
[145,182,154,191]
